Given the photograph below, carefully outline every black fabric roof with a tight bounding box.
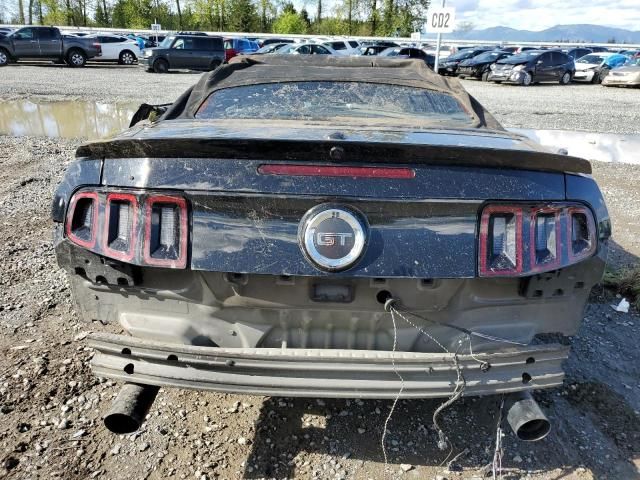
[161,55,504,130]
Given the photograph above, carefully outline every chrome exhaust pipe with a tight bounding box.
[104,383,159,434]
[505,391,551,441]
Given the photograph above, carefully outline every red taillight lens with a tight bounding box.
[66,191,98,249]
[103,193,138,262]
[143,195,188,268]
[479,203,597,277]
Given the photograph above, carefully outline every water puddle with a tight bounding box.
[510,128,640,165]
[0,100,138,140]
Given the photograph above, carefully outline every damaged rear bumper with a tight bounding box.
[89,332,569,399]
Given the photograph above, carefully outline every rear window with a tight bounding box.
[196,81,474,127]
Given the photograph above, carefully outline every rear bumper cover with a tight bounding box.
[89,332,569,399]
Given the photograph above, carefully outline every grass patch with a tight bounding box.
[603,265,640,310]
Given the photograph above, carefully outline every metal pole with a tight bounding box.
[433,0,445,74]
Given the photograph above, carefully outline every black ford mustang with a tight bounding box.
[53,56,609,440]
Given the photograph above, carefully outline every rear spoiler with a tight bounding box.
[77,136,591,175]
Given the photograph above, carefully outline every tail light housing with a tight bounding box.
[103,193,138,262]
[479,203,597,277]
[66,191,98,249]
[65,190,189,269]
[143,195,188,268]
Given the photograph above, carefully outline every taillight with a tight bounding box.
[479,206,523,276]
[479,203,597,277]
[103,193,138,262]
[567,206,597,262]
[66,191,98,249]
[530,207,561,272]
[143,196,188,268]
[65,190,188,269]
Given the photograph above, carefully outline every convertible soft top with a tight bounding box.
[161,55,504,130]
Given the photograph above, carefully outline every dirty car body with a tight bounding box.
[53,56,610,402]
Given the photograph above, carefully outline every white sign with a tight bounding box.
[410,32,421,41]
[151,23,161,32]
[426,7,455,33]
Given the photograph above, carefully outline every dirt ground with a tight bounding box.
[0,68,639,480]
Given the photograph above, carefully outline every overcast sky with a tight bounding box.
[452,0,640,31]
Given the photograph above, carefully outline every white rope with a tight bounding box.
[381,307,405,480]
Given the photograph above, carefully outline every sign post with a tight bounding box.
[151,22,161,46]
[427,2,456,74]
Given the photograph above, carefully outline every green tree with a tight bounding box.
[228,0,258,31]
[272,10,307,34]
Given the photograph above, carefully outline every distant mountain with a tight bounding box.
[426,24,640,44]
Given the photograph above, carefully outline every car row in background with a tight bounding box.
[2,24,639,87]
[447,46,639,87]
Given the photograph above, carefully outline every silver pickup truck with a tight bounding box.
[0,26,101,67]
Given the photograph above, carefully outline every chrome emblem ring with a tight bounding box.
[300,205,367,272]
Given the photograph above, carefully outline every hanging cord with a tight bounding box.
[381,305,405,480]
[382,296,526,473]
[391,304,528,347]
[491,396,506,480]
[385,299,467,461]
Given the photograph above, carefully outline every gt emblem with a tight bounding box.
[314,231,354,246]
[299,205,367,272]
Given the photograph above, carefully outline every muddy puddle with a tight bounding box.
[0,100,138,140]
[509,128,640,165]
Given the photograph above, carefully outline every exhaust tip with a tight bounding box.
[104,383,159,434]
[514,418,551,442]
[104,412,142,434]
[506,390,551,442]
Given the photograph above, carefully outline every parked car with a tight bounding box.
[436,47,493,75]
[514,46,538,54]
[0,26,101,67]
[359,42,399,56]
[457,50,513,81]
[488,50,574,86]
[586,46,609,53]
[323,39,360,55]
[140,34,224,73]
[254,43,289,54]
[602,56,640,87]
[224,37,259,61]
[89,33,141,65]
[573,52,628,83]
[258,37,294,47]
[378,46,435,69]
[276,43,336,55]
[53,56,609,442]
[562,47,592,60]
[359,44,391,56]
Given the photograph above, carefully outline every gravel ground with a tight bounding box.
[462,79,640,134]
[0,64,639,480]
